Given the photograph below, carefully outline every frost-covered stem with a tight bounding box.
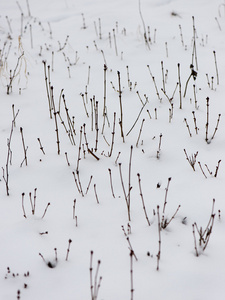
[87,65,91,85]
[17,1,23,13]
[165,42,168,57]
[206,73,210,88]
[65,239,72,261]
[76,127,83,172]
[193,84,198,110]
[33,188,37,215]
[177,63,182,108]
[184,118,192,137]
[80,93,89,118]
[81,13,86,29]
[90,251,94,300]
[203,214,215,251]
[29,192,34,214]
[94,184,99,204]
[95,277,102,300]
[183,74,192,99]
[156,205,161,270]
[155,108,157,120]
[126,66,130,88]
[98,18,102,39]
[161,88,172,104]
[82,144,86,158]
[192,111,198,134]
[95,127,99,152]
[54,248,58,262]
[117,71,125,142]
[103,64,107,117]
[211,114,221,140]
[41,202,50,219]
[108,32,112,47]
[147,109,152,119]
[192,16,198,70]
[126,100,147,136]
[20,13,24,36]
[137,173,150,226]
[86,176,93,194]
[215,17,221,31]
[63,95,76,145]
[113,29,118,56]
[166,205,181,227]
[183,149,198,171]
[72,171,81,194]
[95,101,99,151]
[205,164,212,175]
[12,105,16,127]
[156,133,163,159]
[101,50,107,68]
[29,24,33,49]
[172,83,178,100]
[22,193,27,218]
[108,169,115,198]
[139,0,150,49]
[39,253,46,264]
[214,160,221,178]
[20,127,28,166]
[115,151,121,165]
[102,64,107,134]
[136,91,144,105]
[210,77,214,91]
[88,148,100,160]
[130,250,134,300]
[42,61,52,118]
[37,138,45,155]
[51,87,60,154]
[67,66,71,78]
[94,260,101,298]
[127,237,138,261]
[205,97,209,143]
[136,119,145,147]
[108,112,116,157]
[48,22,53,38]
[119,163,130,221]
[161,61,165,92]
[179,24,184,46]
[26,0,31,16]
[57,35,69,52]
[76,170,84,197]
[213,50,219,85]
[163,177,171,214]
[73,199,76,219]
[127,146,133,217]
[65,152,70,166]
[147,65,161,101]
[169,108,172,123]
[198,161,207,178]
[203,199,215,236]
[90,98,94,131]
[192,224,199,256]
[3,111,19,196]
[7,52,24,95]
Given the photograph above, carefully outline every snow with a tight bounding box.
[0,0,225,299]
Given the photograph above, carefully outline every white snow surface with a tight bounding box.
[0,0,225,299]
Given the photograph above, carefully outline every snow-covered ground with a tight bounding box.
[0,0,225,299]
